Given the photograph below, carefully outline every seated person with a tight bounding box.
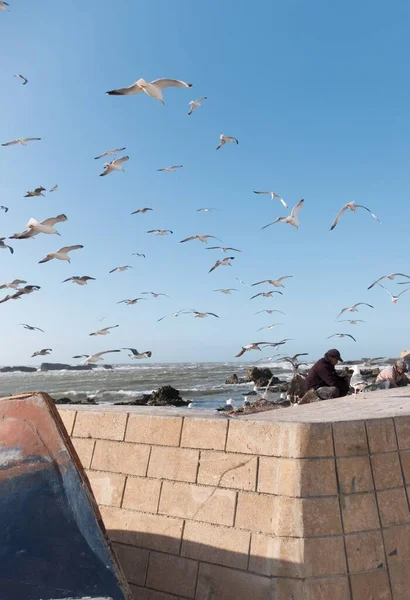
[305,348,350,400]
[373,359,408,389]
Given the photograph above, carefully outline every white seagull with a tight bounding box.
[157,309,189,322]
[197,208,218,212]
[32,348,52,358]
[235,341,287,358]
[262,199,304,230]
[377,283,409,304]
[100,156,129,176]
[0,205,8,212]
[132,208,153,214]
[209,257,235,273]
[94,147,126,160]
[132,253,146,258]
[123,348,152,359]
[49,184,58,192]
[327,333,356,342]
[250,291,283,300]
[0,238,13,253]
[255,309,286,315]
[117,298,145,305]
[73,350,121,364]
[337,319,366,325]
[20,324,44,332]
[106,78,192,105]
[189,310,219,319]
[336,302,374,320]
[180,234,222,244]
[188,97,207,115]
[251,276,293,288]
[253,190,288,209]
[0,2,10,11]
[158,165,183,172]
[10,214,67,239]
[142,292,170,298]
[2,137,41,147]
[330,202,380,230]
[367,273,410,290]
[206,246,241,253]
[213,288,238,295]
[89,325,119,337]
[0,279,27,290]
[257,323,283,331]
[216,134,238,150]
[14,74,28,85]
[109,265,132,273]
[39,245,83,264]
[147,229,173,236]
[63,276,95,285]
[24,187,46,197]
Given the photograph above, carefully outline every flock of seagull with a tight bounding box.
[2,4,409,368]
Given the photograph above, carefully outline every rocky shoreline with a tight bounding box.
[0,362,113,373]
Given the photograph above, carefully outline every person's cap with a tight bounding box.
[327,348,343,362]
[396,359,407,371]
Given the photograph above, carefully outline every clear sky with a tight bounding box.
[1,0,409,364]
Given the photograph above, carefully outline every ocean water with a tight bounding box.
[0,361,298,409]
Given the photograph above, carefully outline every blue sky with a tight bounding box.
[0,0,409,364]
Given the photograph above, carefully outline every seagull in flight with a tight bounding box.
[337,319,366,325]
[197,208,218,212]
[0,238,13,253]
[235,278,249,286]
[142,292,170,298]
[63,276,95,286]
[2,137,41,147]
[209,257,235,273]
[106,78,192,105]
[0,2,10,11]
[20,324,44,332]
[94,147,126,160]
[253,190,288,209]
[0,279,27,290]
[0,205,8,212]
[235,341,287,358]
[257,323,283,331]
[73,350,121,364]
[367,273,410,290]
[32,348,52,358]
[10,214,67,239]
[336,302,374,320]
[132,208,153,214]
[117,298,146,305]
[250,291,283,300]
[24,187,46,197]
[123,348,152,359]
[147,229,173,236]
[133,253,146,258]
[158,165,183,172]
[262,199,304,230]
[100,156,129,176]
[206,246,241,253]
[330,202,380,231]
[109,265,132,273]
[327,333,356,342]
[39,245,83,264]
[251,276,293,288]
[255,309,286,315]
[180,234,222,244]
[213,288,238,295]
[216,134,238,150]
[157,309,189,322]
[0,285,40,304]
[283,353,309,371]
[14,74,28,85]
[49,184,58,192]
[377,283,409,304]
[189,310,219,319]
[89,325,119,337]
[188,97,207,115]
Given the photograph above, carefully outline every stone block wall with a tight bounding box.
[58,406,410,600]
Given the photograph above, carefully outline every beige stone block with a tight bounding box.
[371,453,403,489]
[257,456,337,497]
[181,417,228,450]
[146,551,198,598]
[302,497,343,537]
[341,493,380,533]
[58,408,76,435]
[147,446,199,483]
[159,481,236,526]
[197,450,257,491]
[91,440,150,477]
[333,421,368,457]
[250,534,346,578]
[378,489,410,527]
[272,579,303,600]
[196,563,272,600]
[235,491,279,534]
[100,505,183,554]
[395,416,410,450]
[302,577,351,600]
[129,586,180,600]
[226,420,333,457]
[336,456,374,494]
[86,469,125,507]
[122,476,161,513]
[383,524,410,564]
[71,437,95,468]
[345,531,386,573]
[181,521,250,569]
[125,414,182,446]
[73,410,127,440]
[350,570,392,600]
[366,418,397,453]
[389,562,410,600]
[112,542,149,586]
[400,450,410,484]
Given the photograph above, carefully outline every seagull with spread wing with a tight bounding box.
[158,165,183,172]
[20,324,44,332]
[283,353,309,371]
[63,276,95,286]
[100,156,129,176]
[133,253,146,258]
[117,298,146,305]
[0,238,13,253]
[0,279,27,290]
[255,309,286,315]
[10,214,67,239]
[209,257,235,273]
[0,205,8,212]
[109,265,132,273]
[336,302,374,320]
[142,292,170,298]
[250,291,283,300]
[73,350,121,364]
[123,348,152,359]
[367,273,410,290]
[14,74,28,85]
[24,186,46,197]
[216,134,238,150]
[94,147,126,160]
[206,246,241,253]
[251,276,293,288]
[147,229,173,236]
[253,190,288,209]
[132,208,153,214]
[157,310,189,322]
[330,202,380,230]
[377,283,409,304]
[106,78,192,104]
[327,333,357,342]
[39,245,83,264]
[197,207,218,212]
[262,199,304,230]
[89,325,119,337]
[49,184,58,192]
[180,234,222,244]
[188,97,207,115]
[213,288,238,295]
[337,319,366,325]
[235,340,288,358]
[0,3,10,12]
[2,137,41,147]
[188,310,219,319]
[32,348,52,358]
[257,323,283,331]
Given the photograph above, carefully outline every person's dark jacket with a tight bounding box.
[306,357,349,396]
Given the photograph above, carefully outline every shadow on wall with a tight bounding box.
[108,529,349,600]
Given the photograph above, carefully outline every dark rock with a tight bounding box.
[268,382,290,393]
[247,367,280,387]
[40,362,72,371]
[0,366,37,373]
[40,362,113,372]
[53,397,73,405]
[114,385,189,407]
[225,374,239,384]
